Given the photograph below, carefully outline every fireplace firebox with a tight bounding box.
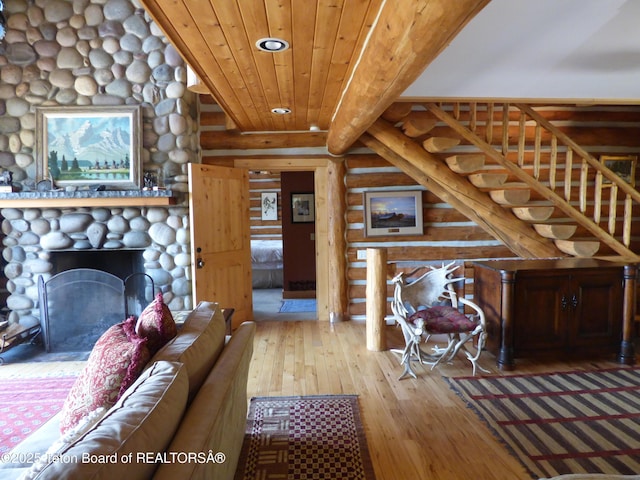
[38,268,154,353]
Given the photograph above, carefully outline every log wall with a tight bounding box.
[201,99,640,321]
[345,154,514,320]
[249,171,282,241]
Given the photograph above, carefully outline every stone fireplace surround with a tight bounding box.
[1,198,193,328]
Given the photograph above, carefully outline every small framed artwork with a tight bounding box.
[600,155,637,187]
[364,190,423,237]
[36,105,142,189]
[261,192,278,220]
[291,193,315,223]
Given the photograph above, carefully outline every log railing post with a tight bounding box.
[366,247,388,351]
[327,158,348,322]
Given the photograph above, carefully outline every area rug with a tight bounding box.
[0,375,77,454]
[279,299,317,313]
[447,367,640,479]
[234,395,376,480]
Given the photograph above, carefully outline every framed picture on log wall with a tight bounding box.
[364,190,423,237]
[291,193,315,223]
[261,192,278,220]
[600,154,637,187]
[36,105,142,189]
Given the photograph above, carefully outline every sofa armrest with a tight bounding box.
[153,321,256,480]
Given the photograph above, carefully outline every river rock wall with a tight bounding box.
[0,0,201,325]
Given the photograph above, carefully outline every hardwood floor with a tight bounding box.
[246,319,633,480]
[2,315,632,479]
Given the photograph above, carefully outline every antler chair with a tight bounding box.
[390,262,487,379]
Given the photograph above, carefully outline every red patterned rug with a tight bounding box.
[447,367,640,479]
[0,375,77,454]
[234,395,376,480]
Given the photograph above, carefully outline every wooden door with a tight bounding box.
[571,268,623,349]
[188,163,252,328]
[513,272,567,354]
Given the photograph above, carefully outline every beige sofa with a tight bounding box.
[0,301,255,480]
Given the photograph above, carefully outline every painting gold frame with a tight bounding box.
[600,155,637,187]
[36,105,142,189]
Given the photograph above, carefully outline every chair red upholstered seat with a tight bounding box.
[390,262,488,378]
[408,306,479,334]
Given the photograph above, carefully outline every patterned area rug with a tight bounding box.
[234,395,376,480]
[447,367,640,479]
[0,375,77,454]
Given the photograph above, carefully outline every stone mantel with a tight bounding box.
[0,190,177,209]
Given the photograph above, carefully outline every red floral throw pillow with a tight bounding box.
[59,316,150,435]
[135,292,177,355]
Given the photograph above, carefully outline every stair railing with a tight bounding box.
[424,101,639,258]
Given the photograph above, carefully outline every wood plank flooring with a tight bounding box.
[2,316,632,479]
[247,319,633,480]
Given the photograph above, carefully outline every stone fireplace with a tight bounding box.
[1,202,193,328]
[49,249,145,280]
[0,0,202,331]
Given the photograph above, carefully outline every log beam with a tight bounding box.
[327,0,490,155]
[327,158,349,322]
[361,119,561,258]
[201,130,327,150]
[366,247,388,351]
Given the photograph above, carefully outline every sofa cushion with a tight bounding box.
[135,292,177,355]
[59,317,150,435]
[149,301,225,400]
[29,361,189,480]
[21,408,107,479]
[153,322,256,480]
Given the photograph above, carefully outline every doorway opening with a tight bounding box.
[250,170,317,320]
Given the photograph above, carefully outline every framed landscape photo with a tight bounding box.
[291,193,315,223]
[600,154,637,187]
[36,105,142,189]
[364,190,423,237]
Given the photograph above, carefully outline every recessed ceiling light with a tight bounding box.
[271,107,291,115]
[256,38,289,52]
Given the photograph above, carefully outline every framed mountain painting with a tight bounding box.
[36,105,142,189]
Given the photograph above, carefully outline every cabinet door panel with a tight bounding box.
[571,269,623,348]
[513,275,566,353]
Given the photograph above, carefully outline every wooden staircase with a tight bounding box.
[366,101,640,261]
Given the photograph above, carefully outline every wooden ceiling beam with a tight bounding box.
[327,0,490,155]
[200,130,327,150]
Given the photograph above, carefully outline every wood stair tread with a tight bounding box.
[423,137,460,153]
[512,206,555,221]
[554,239,600,257]
[402,114,438,137]
[534,223,577,240]
[490,189,531,205]
[468,173,508,188]
[445,154,485,173]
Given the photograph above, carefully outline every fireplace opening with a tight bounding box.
[49,249,145,280]
[39,250,152,352]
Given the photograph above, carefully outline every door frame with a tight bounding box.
[233,157,330,321]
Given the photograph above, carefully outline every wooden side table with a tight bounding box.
[473,258,636,370]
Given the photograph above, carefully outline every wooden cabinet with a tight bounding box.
[473,258,637,370]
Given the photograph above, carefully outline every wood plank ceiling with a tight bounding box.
[139,0,489,153]
[140,0,384,133]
